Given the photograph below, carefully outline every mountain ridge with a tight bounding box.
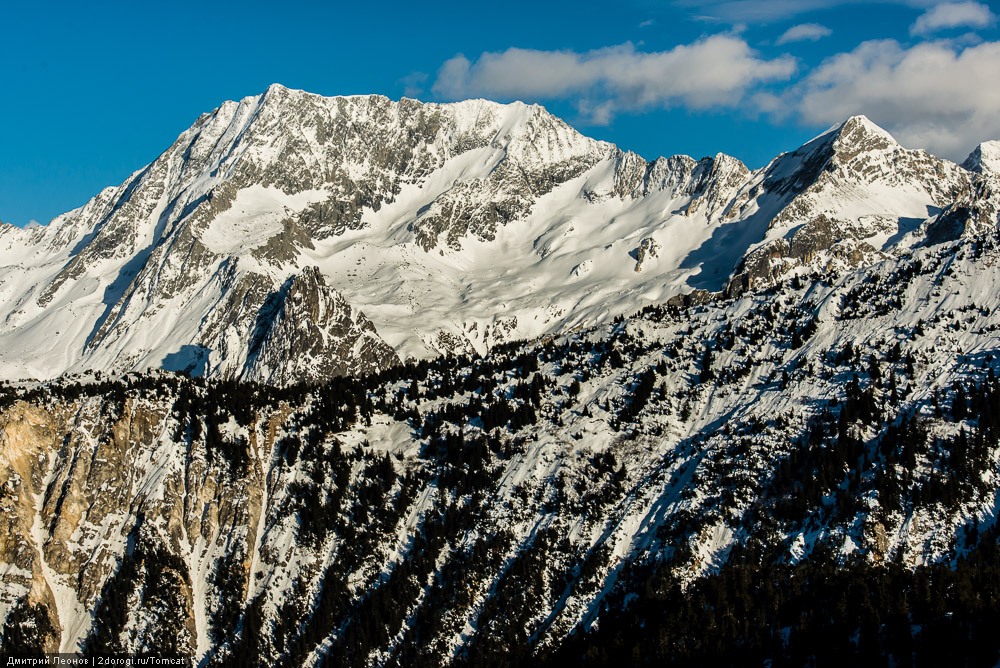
[0,88,995,384]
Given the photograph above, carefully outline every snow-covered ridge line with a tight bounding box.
[0,86,995,385]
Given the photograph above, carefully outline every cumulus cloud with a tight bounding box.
[431,36,796,124]
[911,1,996,35]
[776,23,833,44]
[789,39,1000,159]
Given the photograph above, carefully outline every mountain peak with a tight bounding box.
[785,115,900,173]
[831,115,897,155]
[962,140,1000,174]
[258,82,302,105]
[839,114,886,132]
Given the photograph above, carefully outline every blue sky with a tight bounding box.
[2,0,999,227]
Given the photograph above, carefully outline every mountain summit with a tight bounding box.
[963,140,1000,175]
[0,88,994,382]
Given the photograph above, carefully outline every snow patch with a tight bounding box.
[201,186,328,254]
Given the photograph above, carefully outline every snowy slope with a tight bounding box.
[5,215,1000,662]
[0,88,992,384]
[725,115,969,294]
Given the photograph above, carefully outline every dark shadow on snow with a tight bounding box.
[82,193,208,352]
[162,345,210,377]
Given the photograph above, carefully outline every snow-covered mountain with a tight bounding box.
[725,115,968,294]
[5,210,1000,663]
[0,85,991,384]
[3,88,1000,664]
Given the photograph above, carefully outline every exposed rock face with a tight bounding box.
[0,403,67,652]
[0,384,280,656]
[242,267,399,385]
[632,237,660,272]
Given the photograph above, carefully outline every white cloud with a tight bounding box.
[399,72,429,99]
[673,0,935,23]
[776,23,833,44]
[790,39,1000,159]
[431,36,796,124]
[911,1,996,35]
